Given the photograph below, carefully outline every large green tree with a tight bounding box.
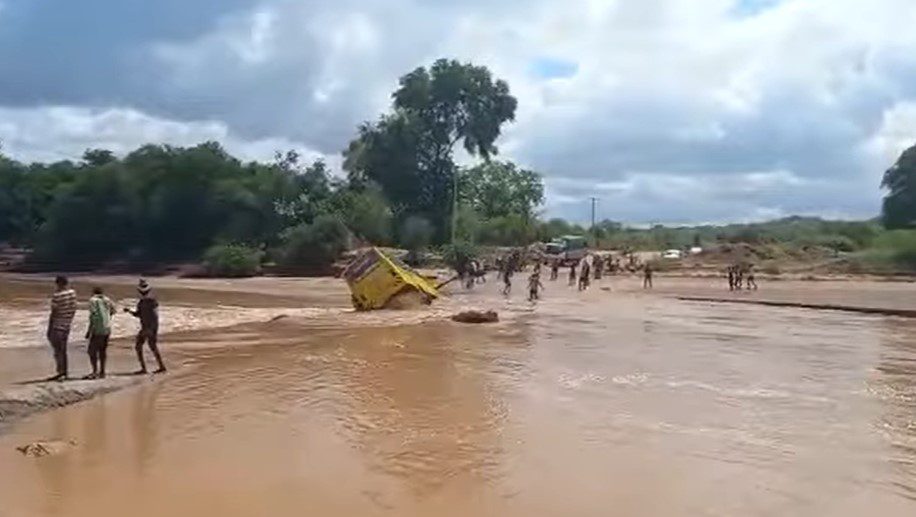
[882,143,916,229]
[459,160,543,221]
[344,58,517,241]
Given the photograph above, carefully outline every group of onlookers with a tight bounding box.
[47,276,166,381]
[727,265,758,291]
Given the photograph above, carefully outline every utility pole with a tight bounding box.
[589,197,598,248]
[451,169,459,244]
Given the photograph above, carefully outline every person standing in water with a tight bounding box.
[502,267,513,296]
[578,261,591,291]
[550,260,560,281]
[746,266,758,290]
[643,263,653,289]
[47,275,77,381]
[85,286,116,379]
[727,266,735,291]
[125,279,166,374]
[528,270,545,301]
[568,263,577,286]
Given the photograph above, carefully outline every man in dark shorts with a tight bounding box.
[528,270,544,301]
[578,262,591,291]
[125,279,166,374]
[47,275,77,381]
[643,263,653,289]
[85,286,115,379]
[746,266,758,290]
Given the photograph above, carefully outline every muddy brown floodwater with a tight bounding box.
[2,274,916,516]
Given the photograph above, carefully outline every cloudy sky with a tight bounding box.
[2,0,916,224]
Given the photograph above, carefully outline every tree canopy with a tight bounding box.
[344,58,517,242]
[0,142,385,269]
[459,161,543,221]
[881,143,916,229]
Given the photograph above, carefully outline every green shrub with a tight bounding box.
[278,215,349,271]
[442,240,478,272]
[202,244,263,277]
[477,214,535,246]
[869,230,916,267]
[760,263,781,275]
[329,186,393,245]
[398,216,434,265]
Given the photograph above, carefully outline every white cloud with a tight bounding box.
[0,106,338,169]
[5,0,916,223]
[865,101,916,171]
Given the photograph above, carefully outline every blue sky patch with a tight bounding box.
[731,0,782,17]
[528,57,579,79]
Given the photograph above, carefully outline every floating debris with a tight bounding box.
[451,310,499,324]
[16,440,77,457]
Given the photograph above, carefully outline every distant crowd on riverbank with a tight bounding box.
[459,249,760,302]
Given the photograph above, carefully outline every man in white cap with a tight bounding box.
[124,279,166,374]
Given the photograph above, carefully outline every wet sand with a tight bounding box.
[2,273,916,516]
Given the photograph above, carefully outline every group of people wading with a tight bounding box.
[462,251,655,302]
[458,249,762,301]
[46,276,166,382]
[727,264,758,291]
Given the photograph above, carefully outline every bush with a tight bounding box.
[442,240,478,272]
[278,215,349,272]
[870,230,916,265]
[477,214,535,246]
[330,186,393,245]
[760,263,781,275]
[202,244,263,277]
[398,216,433,265]
[398,216,434,250]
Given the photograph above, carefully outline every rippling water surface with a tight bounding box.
[1,276,916,516]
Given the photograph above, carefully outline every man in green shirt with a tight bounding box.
[85,286,115,379]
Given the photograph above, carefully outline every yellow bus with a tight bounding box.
[342,248,439,310]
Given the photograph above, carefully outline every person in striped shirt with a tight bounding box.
[47,275,77,381]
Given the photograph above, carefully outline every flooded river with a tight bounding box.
[1,275,916,516]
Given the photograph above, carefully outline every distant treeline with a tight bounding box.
[0,141,892,272]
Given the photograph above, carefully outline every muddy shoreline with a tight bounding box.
[0,374,164,433]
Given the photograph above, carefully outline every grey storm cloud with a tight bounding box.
[2,0,916,224]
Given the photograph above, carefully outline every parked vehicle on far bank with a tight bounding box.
[545,235,588,265]
[662,249,683,259]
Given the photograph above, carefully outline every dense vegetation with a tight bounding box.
[2,58,916,275]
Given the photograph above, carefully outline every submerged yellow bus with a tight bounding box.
[342,248,439,310]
